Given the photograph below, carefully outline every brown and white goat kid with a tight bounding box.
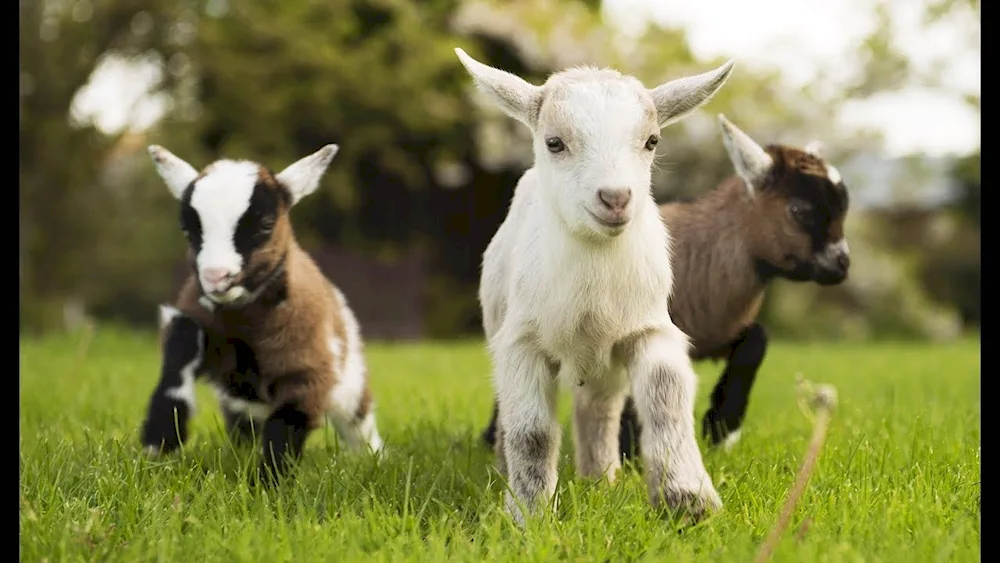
[455,47,735,523]
[483,116,851,457]
[139,144,383,483]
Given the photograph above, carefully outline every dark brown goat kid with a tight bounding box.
[140,144,383,484]
[480,114,852,457]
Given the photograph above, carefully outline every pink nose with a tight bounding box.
[202,267,234,287]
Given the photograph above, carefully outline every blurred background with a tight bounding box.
[19,0,980,342]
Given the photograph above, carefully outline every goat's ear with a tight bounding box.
[804,140,825,157]
[454,47,543,129]
[649,60,735,128]
[148,145,199,200]
[717,114,773,195]
[275,144,339,205]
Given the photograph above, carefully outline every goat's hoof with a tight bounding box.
[139,423,185,456]
[656,485,723,523]
[701,409,736,448]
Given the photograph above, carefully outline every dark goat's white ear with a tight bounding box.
[148,145,199,200]
[717,114,773,196]
[275,144,339,205]
[649,60,735,128]
[454,47,544,129]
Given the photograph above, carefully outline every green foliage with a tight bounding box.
[18,0,980,338]
[20,330,981,561]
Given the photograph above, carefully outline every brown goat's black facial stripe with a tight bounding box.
[179,183,203,252]
[233,180,285,260]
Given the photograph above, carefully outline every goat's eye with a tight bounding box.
[789,202,812,221]
[644,135,659,151]
[545,137,566,153]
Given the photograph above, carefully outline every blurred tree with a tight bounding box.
[19,0,979,339]
[19,0,191,331]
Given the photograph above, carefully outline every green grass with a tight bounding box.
[20,327,980,562]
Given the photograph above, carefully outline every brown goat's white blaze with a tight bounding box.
[481,115,853,460]
[140,144,383,485]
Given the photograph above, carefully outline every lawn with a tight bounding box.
[20,327,980,562]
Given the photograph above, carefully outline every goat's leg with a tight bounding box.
[630,326,721,520]
[140,305,205,455]
[493,341,560,525]
[327,381,384,455]
[618,395,642,461]
[702,323,767,448]
[482,399,501,449]
[572,371,627,482]
[255,374,324,486]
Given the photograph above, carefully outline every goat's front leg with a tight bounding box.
[630,326,722,520]
[140,305,205,455]
[493,340,560,525]
[256,374,324,486]
[572,369,627,482]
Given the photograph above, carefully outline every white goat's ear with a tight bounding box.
[804,140,825,157]
[275,144,339,205]
[148,145,199,200]
[454,47,543,128]
[717,114,773,195]
[649,60,735,128]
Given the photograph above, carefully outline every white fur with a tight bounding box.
[276,144,339,204]
[158,304,180,330]
[148,145,199,199]
[214,387,273,422]
[457,48,730,523]
[825,163,842,185]
[157,304,202,413]
[326,287,384,453]
[189,160,259,289]
[147,144,340,305]
[722,429,742,451]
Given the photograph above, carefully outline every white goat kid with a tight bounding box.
[454,47,735,523]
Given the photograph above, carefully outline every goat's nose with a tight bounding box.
[202,267,234,286]
[836,252,850,271]
[597,188,632,212]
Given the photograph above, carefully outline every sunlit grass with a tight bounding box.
[20,327,980,562]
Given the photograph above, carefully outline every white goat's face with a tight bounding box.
[147,144,338,306]
[534,73,660,237]
[454,48,735,239]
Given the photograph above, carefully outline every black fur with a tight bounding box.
[257,401,312,486]
[140,314,204,452]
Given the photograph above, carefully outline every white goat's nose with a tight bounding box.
[597,188,632,212]
[202,267,234,286]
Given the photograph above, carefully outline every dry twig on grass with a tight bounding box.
[753,374,838,563]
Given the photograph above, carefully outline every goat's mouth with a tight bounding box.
[203,285,249,305]
[586,209,630,230]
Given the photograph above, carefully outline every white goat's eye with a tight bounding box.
[644,135,659,151]
[545,137,566,153]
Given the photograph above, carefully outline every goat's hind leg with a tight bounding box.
[572,371,627,482]
[630,326,722,520]
[140,305,205,455]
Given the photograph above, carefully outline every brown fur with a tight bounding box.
[662,145,848,359]
[167,166,366,427]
